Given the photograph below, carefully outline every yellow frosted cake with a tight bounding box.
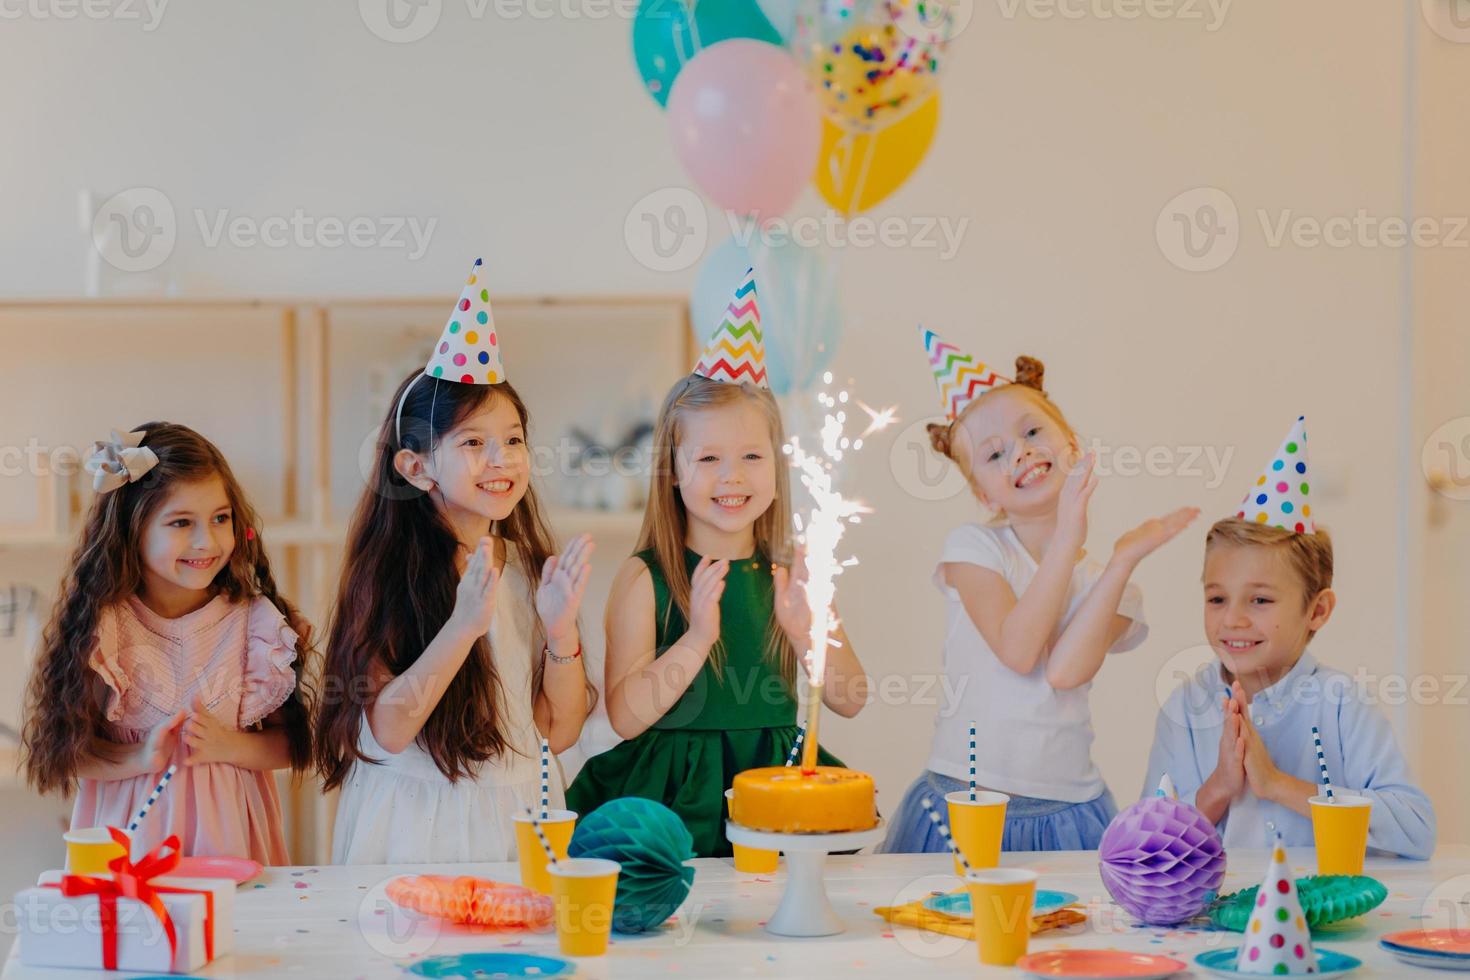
[730,766,878,834]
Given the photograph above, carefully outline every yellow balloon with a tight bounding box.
[814,92,940,216]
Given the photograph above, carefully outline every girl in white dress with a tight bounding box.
[316,261,595,864]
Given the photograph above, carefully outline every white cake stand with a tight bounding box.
[725,820,886,938]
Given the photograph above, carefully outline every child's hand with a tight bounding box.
[139,710,186,772]
[449,537,500,639]
[1111,507,1201,568]
[1054,451,1097,549]
[1233,682,1286,800]
[1213,694,1247,797]
[773,544,814,649]
[537,533,594,643]
[182,697,241,766]
[685,556,728,651]
[1194,694,1246,823]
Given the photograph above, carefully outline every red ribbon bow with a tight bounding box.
[52,828,180,971]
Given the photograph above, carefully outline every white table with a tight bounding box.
[6,846,1467,978]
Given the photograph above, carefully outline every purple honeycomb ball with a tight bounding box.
[1098,795,1226,925]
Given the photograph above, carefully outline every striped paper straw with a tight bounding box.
[1312,726,1334,802]
[127,764,177,833]
[523,808,559,867]
[968,720,977,802]
[784,725,807,767]
[539,737,550,819]
[920,796,972,876]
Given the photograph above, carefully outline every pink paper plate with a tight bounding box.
[1381,929,1470,956]
[173,855,264,884]
[1017,950,1188,979]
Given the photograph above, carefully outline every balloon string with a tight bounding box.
[847,129,878,216]
[826,127,878,215]
[677,0,702,68]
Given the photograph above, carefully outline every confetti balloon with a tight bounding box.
[791,0,956,133]
[1098,793,1227,926]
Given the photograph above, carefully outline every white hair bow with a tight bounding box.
[84,428,160,494]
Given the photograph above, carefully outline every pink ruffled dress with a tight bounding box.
[70,593,299,865]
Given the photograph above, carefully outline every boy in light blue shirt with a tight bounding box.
[1145,418,1434,858]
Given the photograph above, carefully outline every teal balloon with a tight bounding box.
[632,0,782,108]
[691,236,842,396]
[568,798,696,933]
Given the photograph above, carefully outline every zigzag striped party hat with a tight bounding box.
[693,267,768,388]
[920,327,1008,422]
[1236,416,1314,534]
[425,257,505,385]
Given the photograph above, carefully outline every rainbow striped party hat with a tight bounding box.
[692,267,768,387]
[425,257,504,385]
[1236,416,1314,534]
[919,327,1008,422]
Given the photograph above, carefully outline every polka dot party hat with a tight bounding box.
[1236,416,1314,534]
[1236,831,1318,974]
[425,257,504,385]
[692,267,768,388]
[919,327,1008,422]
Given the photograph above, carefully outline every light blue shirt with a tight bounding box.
[1144,651,1435,859]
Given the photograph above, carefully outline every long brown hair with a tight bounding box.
[638,374,797,683]
[21,422,316,795]
[315,370,570,788]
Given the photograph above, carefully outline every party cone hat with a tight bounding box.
[1236,416,1314,533]
[425,257,505,385]
[1236,832,1318,974]
[919,327,1007,422]
[692,267,768,387]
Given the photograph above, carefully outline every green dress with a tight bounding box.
[567,548,845,857]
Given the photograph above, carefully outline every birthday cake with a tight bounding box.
[730,766,878,834]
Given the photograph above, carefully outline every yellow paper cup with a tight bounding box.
[966,867,1037,966]
[513,809,576,895]
[548,857,620,957]
[946,790,1009,876]
[1310,794,1371,876]
[64,827,128,875]
[725,789,779,872]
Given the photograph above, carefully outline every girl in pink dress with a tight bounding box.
[21,423,313,865]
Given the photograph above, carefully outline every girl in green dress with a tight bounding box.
[566,271,869,857]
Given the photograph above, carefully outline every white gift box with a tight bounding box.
[37,868,236,958]
[16,879,208,973]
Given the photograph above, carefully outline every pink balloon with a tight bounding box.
[666,38,820,219]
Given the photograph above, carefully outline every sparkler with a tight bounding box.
[783,373,895,774]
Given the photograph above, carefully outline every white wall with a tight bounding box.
[2,0,1464,843]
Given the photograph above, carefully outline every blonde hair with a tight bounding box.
[1205,517,1334,621]
[639,374,796,683]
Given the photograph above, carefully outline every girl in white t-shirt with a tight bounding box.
[881,334,1198,852]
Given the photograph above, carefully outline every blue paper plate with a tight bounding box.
[1378,944,1470,971]
[1194,947,1361,980]
[405,952,575,978]
[922,888,1078,918]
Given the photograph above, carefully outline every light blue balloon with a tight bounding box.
[691,236,842,396]
[754,0,799,39]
